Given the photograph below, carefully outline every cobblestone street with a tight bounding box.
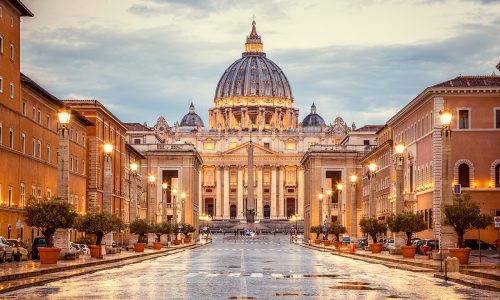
[4,236,498,299]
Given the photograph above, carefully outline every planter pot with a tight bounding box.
[449,248,471,265]
[134,243,146,253]
[174,240,181,245]
[323,240,331,246]
[184,238,191,244]
[314,239,321,244]
[370,243,382,253]
[89,245,102,258]
[153,242,162,250]
[401,245,417,258]
[38,247,61,264]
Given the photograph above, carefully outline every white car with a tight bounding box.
[387,239,395,250]
[0,236,14,263]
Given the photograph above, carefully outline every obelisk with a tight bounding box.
[246,123,255,223]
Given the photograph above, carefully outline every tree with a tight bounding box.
[387,211,427,246]
[359,217,387,244]
[309,225,322,238]
[24,196,77,247]
[74,211,124,245]
[328,223,346,243]
[182,223,196,238]
[129,219,150,243]
[150,222,173,242]
[444,194,493,248]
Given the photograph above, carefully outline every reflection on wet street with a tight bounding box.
[4,236,498,299]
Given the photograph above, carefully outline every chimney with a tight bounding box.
[497,62,500,72]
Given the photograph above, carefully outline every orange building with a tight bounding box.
[385,73,500,243]
[0,1,91,242]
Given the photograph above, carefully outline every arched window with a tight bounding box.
[263,205,270,219]
[458,163,470,187]
[230,204,237,219]
[495,164,500,187]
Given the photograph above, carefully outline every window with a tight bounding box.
[47,188,51,198]
[9,42,14,61]
[32,106,36,120]
[70,157,73,171]
[495,164,500,188]
[495,109,500,129]
[9,128,13,148]
[75,131,79,143]
[37,141,41,159]
[458,163,470,187]
[229,142,237,149]
[9,82,14,98]
[22,101,26,115]
[37,187,42,200]
[8,186,12,207]
[37,110,41,124]
[75,159,78,173]
[363,140,370,146]
[0,122,2,145]
[32,139,36,156]
[21,133,25,153]
[133,138,141,144]
[20,183,25,207]
[31,185,36,197]
[0,34,3,54]
[82,135,86,145]
[82,160,85,175]
[458,109,469,129]
[264,143,270,149]
[0,76,3,93]
[47,144,51,163]
[46,115,50,128]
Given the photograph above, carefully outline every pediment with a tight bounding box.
[223,142,276,155]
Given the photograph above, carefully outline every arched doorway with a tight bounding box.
[204,198,214,217]
[458,163,470,187]
[263,205,270,219]
[230,204,237,219]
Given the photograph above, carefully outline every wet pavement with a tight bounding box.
[3,236,499,299]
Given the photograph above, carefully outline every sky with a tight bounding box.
[20,0,500,127]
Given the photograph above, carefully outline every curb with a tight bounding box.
[0,241,211,294]
[433,274,500,292]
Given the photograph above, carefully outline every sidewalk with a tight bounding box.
[0,240,211,294]
[296,240,500,292]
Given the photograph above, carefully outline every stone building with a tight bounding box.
[126,21,365,232]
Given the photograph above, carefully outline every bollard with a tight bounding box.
[445,257,460,273]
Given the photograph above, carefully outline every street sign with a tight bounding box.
[494,216,500,229]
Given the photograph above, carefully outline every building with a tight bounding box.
[126,21,369,233]
[385,72,500,244]
[0,1,92,242]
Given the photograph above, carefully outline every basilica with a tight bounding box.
[126,21,378,232]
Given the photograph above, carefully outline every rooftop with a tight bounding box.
[432,75,500,88]
[125,123,152,132]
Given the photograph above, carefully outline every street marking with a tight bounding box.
[251,273,263,277]
[291,274,303,278]
[271,273,284,278]
[228,272,241,277]
[207,273,220,277]
[185,273,198,278]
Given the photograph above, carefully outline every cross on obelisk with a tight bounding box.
[246,121,255,223]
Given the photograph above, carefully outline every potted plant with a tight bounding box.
[74,211,124,258]
[129,219,149,252]
[309,226,322,244]
[173,223,181,245]
[150,222,172,250]
[359,217,387,253]
[24,196,77,264]
[328,223,347,248]
[444,194,493,264]
[387,211,427,258]
[182,224,196,243]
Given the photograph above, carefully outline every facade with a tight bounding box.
[385,73,500,244]
[126,22,363,231]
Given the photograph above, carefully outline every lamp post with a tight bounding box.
[129,162,138,222]
[172,189,178,224]
[439,109,454,252]
[395,143,405,213]
[368,163,377,217]
[181,192,186,224]
[350,175,357,240]
[161,182,168,223]
[326,189,332,225]
[337,183,343,225]
[289,214,300,238]
[54,110,71,252]
[318,190,324,226]
[148,175,156,223]
[102,143,114,245]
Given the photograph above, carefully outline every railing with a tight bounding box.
[140,143,197,151]
[309,144,376,153]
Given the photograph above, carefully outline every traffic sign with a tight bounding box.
[494,216,500,229]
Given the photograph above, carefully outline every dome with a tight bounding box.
[302,102,325,127]
[214,21,293,101]
[180,102,204,127]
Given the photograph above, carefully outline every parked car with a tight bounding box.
[420,239,439,255]
[463,239,492,250]
[5,239,29,261]
[386,239,395,250]
[244,229,255,237]
[31,237,46,260]
[342,236,351,245]
[79,244,90,255]
[493,239,500,250]
[357,238,368,248]
[0,236,14,263]
[414,239,426,255]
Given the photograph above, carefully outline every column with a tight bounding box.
[216,166,222,218]
[278,167,284,218]
[350,181,357,239]
[54,128,70,254]
[237,166,244,219]
[369,176,376,217]
[440,118,455,251]
[297,167,304,217]
[394,158,406,252]
[270,166,277,219]
[257,167,263,218]
[198,169,202,216]
[223,166,230,219]
[103,156,112,213]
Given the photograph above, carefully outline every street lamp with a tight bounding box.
[104,143,113,160]
[55,109,71,251]
[350,174,358,240]
[318,191,324,226]
[336,183,343,225]
[172,189,178,224]
[440,109,452,137]
[130,162,138,176]
[326,189,332,225]
[180,192,186,224]
[148,175,156,223]
[57,110,71,134]
[289,214,300,238]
